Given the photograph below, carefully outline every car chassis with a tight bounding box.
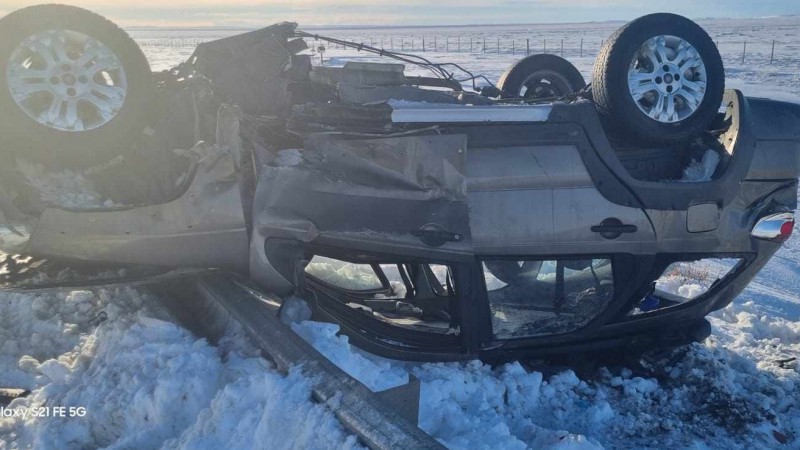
[1,19,799,363]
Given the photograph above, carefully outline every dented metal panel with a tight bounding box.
[251,133,470,250]
[24,107,250,270]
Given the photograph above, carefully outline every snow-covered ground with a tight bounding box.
[1,18,799,450]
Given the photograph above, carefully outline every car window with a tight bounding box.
[483,258,614,338]
[305,256,383,291]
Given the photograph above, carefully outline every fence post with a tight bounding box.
[561,38,564,56]
[422,37,425,52]
[470,37,473,52]
[580,38,583,57]
[447,38,449,52]
[483,37,486,53]
[742,41,746,63]
[497,37,500,53]
[391,38,394,51]
[770,40,775,65]
[527,38,530,55]
[512,40,515,54]
[434,36,437,52]
[401,39,404,51]
[544,39,546,53]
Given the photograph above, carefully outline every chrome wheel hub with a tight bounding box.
[5,29,128,132]
[628,35,707,123]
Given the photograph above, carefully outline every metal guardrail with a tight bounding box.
[153,273,445,450]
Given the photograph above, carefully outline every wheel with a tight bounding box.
[484,261,543,285]
[591,13,724,146]
[497,54,586,100]
[0,4,154,167]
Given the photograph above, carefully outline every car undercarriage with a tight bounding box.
[0,6,799,363]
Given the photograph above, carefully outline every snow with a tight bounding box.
[0,287,362,449]
[273,149,304,167]
[291,321,409,392]
[16,159,118,210]
[678,149,722,182]
[292,304,800,449]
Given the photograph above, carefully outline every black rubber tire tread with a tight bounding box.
[0,4,154,167]
[591,13,724,147]
[497,54,586,98]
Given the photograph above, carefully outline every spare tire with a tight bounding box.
[592,13,724,146]
[0,4,154,167]
[497,54,586,100]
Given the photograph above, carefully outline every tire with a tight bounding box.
[0,4,154,167]
[591,13,724,146]
[497,54,586,100]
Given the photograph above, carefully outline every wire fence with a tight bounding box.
[134,36,799,66]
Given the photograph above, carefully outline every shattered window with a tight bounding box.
[375,264,452,299]
[305,256,383,291]
[306,257,457,334]
[484,258,614,338]
[631,258,742,314]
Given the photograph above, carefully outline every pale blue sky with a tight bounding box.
[3,0,800,27]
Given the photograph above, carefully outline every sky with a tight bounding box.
[2,0,800,27]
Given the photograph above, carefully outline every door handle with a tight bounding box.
[591,218,638,239]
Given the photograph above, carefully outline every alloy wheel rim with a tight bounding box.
[628,34,707,123]
[6,29,128,132]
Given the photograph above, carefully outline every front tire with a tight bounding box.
[591,13,724,146]
[0,4,154,167]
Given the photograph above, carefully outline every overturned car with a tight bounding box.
[1,5,799,362]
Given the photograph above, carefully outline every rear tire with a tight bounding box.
[591,13,724,146]
[0,4,154,167]
[497,54,586,100]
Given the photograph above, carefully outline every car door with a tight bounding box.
[466,142,656,257]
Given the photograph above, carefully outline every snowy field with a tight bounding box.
[2,18,800,450]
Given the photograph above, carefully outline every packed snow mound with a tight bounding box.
[294,301,800,449]
[0,277,797,449]
[0,287,361,450]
